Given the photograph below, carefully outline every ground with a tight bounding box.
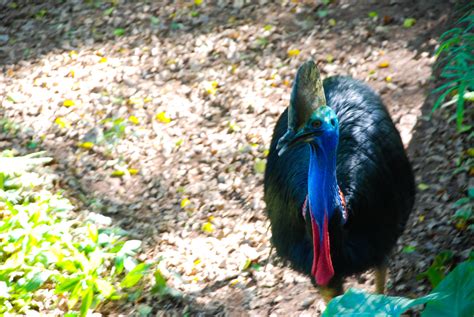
[0,0,472,316]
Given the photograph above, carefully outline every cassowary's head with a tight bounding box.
[277,60,340,286]
[276,60,339,156]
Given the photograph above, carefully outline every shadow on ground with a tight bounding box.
[1,0,472,315]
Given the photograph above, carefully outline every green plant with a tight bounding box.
[0,151,166,316]
[432,5,474,132]
[102,118,128,142]
[324,259,474,316]
[417,250,454,288]
[452,193,474,231]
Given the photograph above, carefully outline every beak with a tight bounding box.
[277,129,322,156]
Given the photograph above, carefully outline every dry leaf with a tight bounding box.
[63,99,75,107]
[156,111,171,123]
[287,49,300,57]
[78,142,94,150]
[128,115,139,125]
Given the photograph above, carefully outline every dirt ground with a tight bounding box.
[0,0,472,316]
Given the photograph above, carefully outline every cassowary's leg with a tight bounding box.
[319,277,343,303]
[375,263,387,294]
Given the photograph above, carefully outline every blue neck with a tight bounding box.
[307,143,342,241]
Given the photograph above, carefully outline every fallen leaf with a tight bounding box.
[114,28,125,36]
[368,11,378,18]
[328,18,336,26]
[240,258,252,271]
[201,222,214,233]
[418,183,430,191]
[254,158,266,174]
[68,70,75,78]
[385,76,392,82]
[326,54,334,63]
[205,81,219,95]
[99,57,108,63]
[378,61,390,68]
[467,148,474,157]
[263,24,273,31]
[180,198,191,208]
[111,170,125,177]
[128,115,139,125]
[78,142,94,150]
[69,50,78,59]
[194,0,203,5]
[403,18,416,28]
[288,49,300,57]
[156,111,171,123]
[55,117,70,129]
[63,99,75,107]
[128,168,139,175]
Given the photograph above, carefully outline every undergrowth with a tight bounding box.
[432,4,473,132]
[0,151,169,316]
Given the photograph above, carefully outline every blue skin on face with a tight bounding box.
[297,106,342,240]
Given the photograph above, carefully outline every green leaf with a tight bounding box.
[23,271,50,292]
[56,277,81,293]
[468,187,474,198]
[151,269,168,295]
[402,245,416,253]
[418,183,430,191]
[403,18,416,28]
[422,261,474,316]
[121,263,150,288]
[254,158,266,174]
[80,288,93,317]
[368,11,378,18]
[103,7,114,16]
[323,288,438,316]
[114,28,125,36]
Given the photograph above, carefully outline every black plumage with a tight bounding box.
[264,70,415,294]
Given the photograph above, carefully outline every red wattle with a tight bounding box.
[310,214,334,286]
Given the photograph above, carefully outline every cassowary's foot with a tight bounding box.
[375,263,387,294]
[319,277,343,303]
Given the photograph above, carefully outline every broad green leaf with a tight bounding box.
[80,288,93,317]
[56,277,81,293]
[23,271,50,292]
[152,269,168,295]
[323,288,438,316]
[121,263,150,288]
[422,261,474,317]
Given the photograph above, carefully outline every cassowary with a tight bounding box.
[264,60,415,301]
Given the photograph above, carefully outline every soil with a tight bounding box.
[0,0,472,316]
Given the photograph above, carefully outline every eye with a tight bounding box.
[312,119,322,129]
[330,119,336,126]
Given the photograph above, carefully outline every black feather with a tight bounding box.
[264,76,415,280]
